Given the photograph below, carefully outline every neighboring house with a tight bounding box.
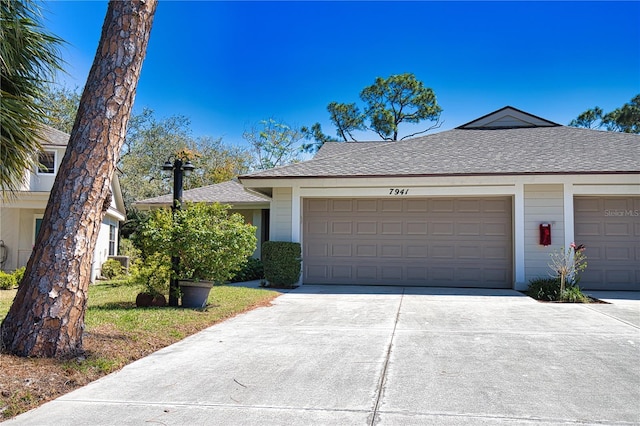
[238,107,640,291]
[0,125,126,281]
[134,180,271,258]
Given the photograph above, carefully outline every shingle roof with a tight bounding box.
[37,125,70,147]
[134,180,271,206]
[241,126,640,179]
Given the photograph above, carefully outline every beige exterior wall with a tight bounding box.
[0,208,21,271]
[523,184,565,281]
[270,187,292,241]
[1,205,120,282]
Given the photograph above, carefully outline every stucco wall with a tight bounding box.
[270,187,292,241]
[523,184,565,282]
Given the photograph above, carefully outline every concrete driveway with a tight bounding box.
[8,286,640,425]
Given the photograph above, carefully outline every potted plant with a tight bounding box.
[138,202,257,308]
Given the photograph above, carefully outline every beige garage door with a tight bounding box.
[303,197,512,288]
[574,197,640,291]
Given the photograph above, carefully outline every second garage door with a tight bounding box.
[574,196,640,291]
[303,197,513,288]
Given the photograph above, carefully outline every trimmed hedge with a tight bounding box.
[230,257,264,283]
[262,241,301,288]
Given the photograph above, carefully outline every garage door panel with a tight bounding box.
[406,245,428,258]
[605,246,633,261]
[407,200,428,212]
[604,222,632,236]
[355,221,377,234]
[306,243,328,257]
[331,265,352,279]
[407,267,427,280]
[574,196,640,291]
[356,244,377,257]
[307,220,329,235]
[381,222,403,234]
[458,222,481,236]
[484,245,509,260]
[381,266,403,280]
[431,199,455,213]
[355,200,377,212]
[381,200,403,212]
[381,245,402,257]
[355,266,377,280]
[575,198,600,212]
[484,198,510,213]
[432,222,454,235]
[304,197,512,287]
[332,199,353,212]
[603,198,631,210]
[331,222,352,234]
[575,222,601,237]
[406,222,428,235]
[307,265,328,281]
[457,199,481,212]
[484,222,509,236]
[331,244,352,257]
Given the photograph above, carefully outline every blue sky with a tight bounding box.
[43,1,639,146]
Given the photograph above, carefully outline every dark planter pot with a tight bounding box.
[179,280,213,308]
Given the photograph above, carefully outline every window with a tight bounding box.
[37,151,56,174]
[108,224,117,256]
[34,216,44,245]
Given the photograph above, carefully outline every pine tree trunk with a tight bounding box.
[1,0,157,358]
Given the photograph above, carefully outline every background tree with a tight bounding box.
[1,0,157,358]
[0,0,64,194]
[303,73,442,152]
[243,118,305,169]
[119,108,251,208]
[570,95,639,133]
[37,84,82,133]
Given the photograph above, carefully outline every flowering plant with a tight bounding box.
[548,243,587,293]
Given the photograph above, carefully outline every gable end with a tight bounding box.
[457,106,560,129]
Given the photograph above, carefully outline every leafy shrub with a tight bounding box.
[13,267,25,286]
[0,270,17,290]
[137,203,257,282]
[101,258,124,279]
[527,277,590,302]
[129,253,171,297]
[230,257,264,283]
[527,277,561,301]
[560,286,590,303]
[119,238,141,264]
[262,242,301,288]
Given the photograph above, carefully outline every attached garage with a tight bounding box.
[574,197,640,291]
[303,197,513,288]
[240,107,640,291]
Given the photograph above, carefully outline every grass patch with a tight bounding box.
[0,281,279,420]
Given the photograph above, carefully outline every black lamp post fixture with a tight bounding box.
[162,156,195,306]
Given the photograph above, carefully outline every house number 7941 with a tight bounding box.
[389,188,409,195]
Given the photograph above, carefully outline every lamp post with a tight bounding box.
[162,157,195,306]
